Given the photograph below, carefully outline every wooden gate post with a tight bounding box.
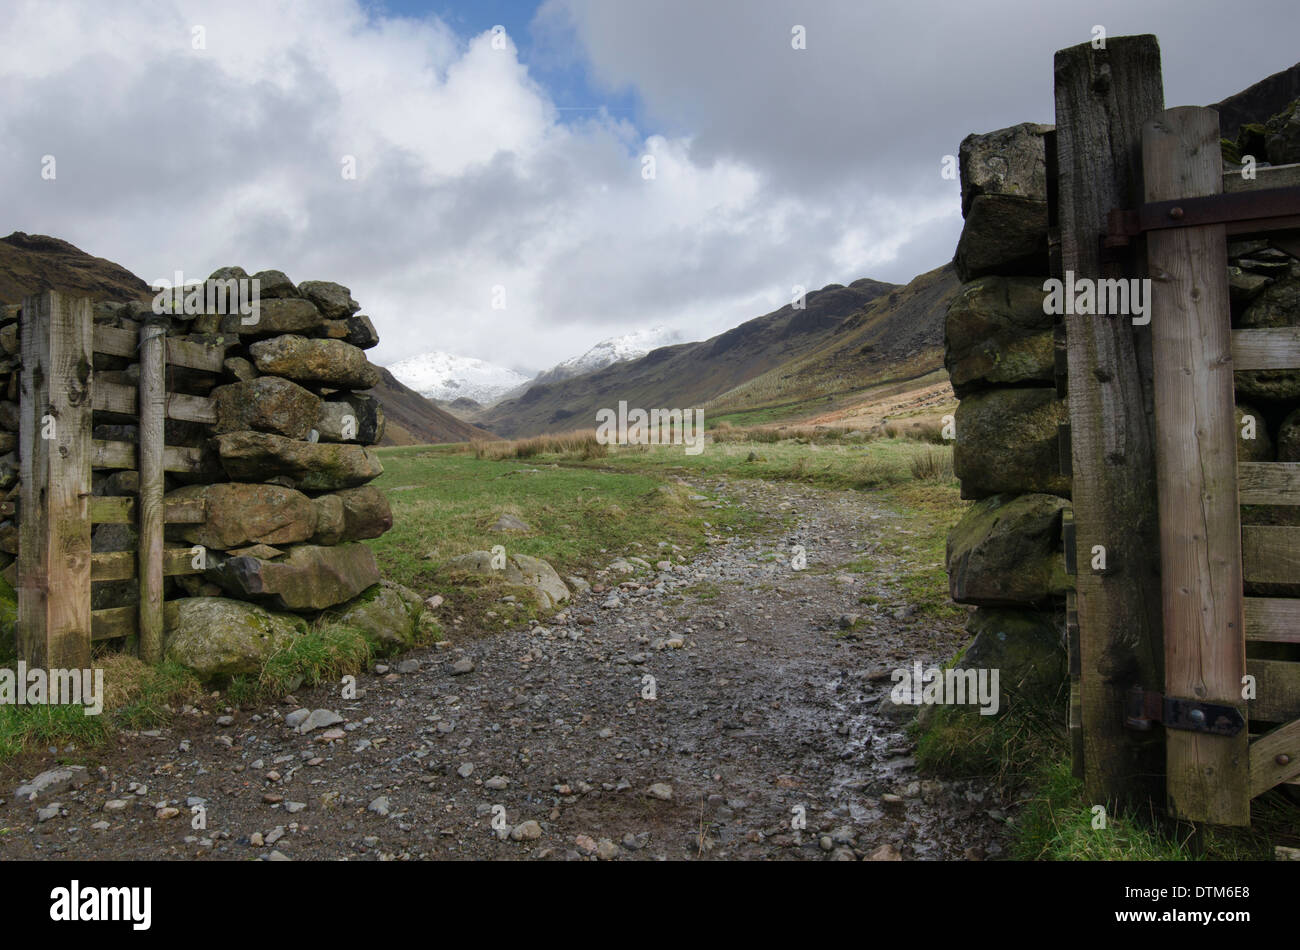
[17,291,94,669]
[137,319,167,663]
[1054,36,1167,807]
[1143,106,1249,825]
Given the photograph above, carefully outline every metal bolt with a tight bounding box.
[1277,754,1292,766]
[1188,708,1206,725]
[1169,207,1184,220]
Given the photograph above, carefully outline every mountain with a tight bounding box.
[387,350,530,407]
[476,273,960,439]
[0,232,490,446]
[535,325,684,384]
[0,232,155,305]
[364,367,492,445]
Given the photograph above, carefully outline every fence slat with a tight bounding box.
[17,292,94,669]
[91,548,203,582]
[138,323,167,663]
[1055,35,1166,808]
[1231,328,1300,371]
[1238,463,1300,504]
[91,605,137,642]
[1245,597,1300,642]
[90,496,207,525]
[1145,105,1249,825]
[93,377,216,424]
[92,439,206,473]
[1242,526,1300,584]
[93,324,226,373]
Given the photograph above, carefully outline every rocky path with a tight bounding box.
[1,477,1013,861]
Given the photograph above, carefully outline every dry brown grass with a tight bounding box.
[471,429,609,460]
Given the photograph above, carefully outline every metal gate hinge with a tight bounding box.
[1124,687,1245,736]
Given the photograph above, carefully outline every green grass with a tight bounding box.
[366,444,765,594]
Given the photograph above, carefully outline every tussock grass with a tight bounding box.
[472,429,608,460]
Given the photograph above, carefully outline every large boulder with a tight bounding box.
[960,607,1067,705]
[441,551,570,609]
[316,393,385,444]
[211,376,322,440]
[164,596,307,677]
[944,277,1055,396]
[214,431,383,490]
[297,281,360,320]
[165,482,318,550]
[1279,407,1300,462]
[250,269,298,299]
[206,542,382,612]
[227,297,324,337]
[947,493,1071,606]
[953,388,1069,498]
[310,486,392,544]
[344,314,379,350]
[953,194,1049,282]
[958,122,1052,217]
[1236,404,1274,462]
[326,582,426,654]
[248,335,380,389]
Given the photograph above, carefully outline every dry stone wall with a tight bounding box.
[942,92,1300,697]
[0,269,438,677]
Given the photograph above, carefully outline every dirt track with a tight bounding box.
[1,477,1012,861]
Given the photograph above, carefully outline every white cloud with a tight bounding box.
[3,0,1294,374]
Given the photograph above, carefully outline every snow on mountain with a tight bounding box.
[536,326,684,383]
[386,350,530,407]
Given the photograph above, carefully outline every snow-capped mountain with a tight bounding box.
[386,351,530,407]
[535,326,684,384]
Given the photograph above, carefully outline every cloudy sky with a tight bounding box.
[3,0,1298,373]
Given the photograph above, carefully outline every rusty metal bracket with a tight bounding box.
[1105,185,1300,247]
[1124,686,1245,736]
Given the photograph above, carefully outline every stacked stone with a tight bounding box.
[0,307,22,580]
[943,122,1069,698]
[1,270,433,675]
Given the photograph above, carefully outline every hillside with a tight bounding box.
[0,232,488,446]
[478,268,957,438]
[703,263,960,425]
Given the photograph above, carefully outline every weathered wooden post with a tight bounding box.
[17,291,94,669]
[1143,106,1249,825]
[1054,36,1166,806]
[138,318,167,663]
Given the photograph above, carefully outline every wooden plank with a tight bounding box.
[138,323,167,663]
[91,548,203,582]
[17,292,94,669]
[1245,598,1300,643]
[92,439,206,474]
[1145,105,1250,826]
[1248,659,1300,724]
[1231,328,1300,371]
[1238,462,1300,505]
[93,377,216,424]
[92,324,226,373]
[90,495,207,524]
[1055,35,1166,808]
[1249,719,1300,798]
[1222,161,1300,193]
[91,605,137,642]
[1242,525,1300,584]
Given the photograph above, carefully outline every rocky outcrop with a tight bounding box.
[441,550,571,609]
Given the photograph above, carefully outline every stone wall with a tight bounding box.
[943,121,1068,700]
[0,269,437,676]
[942,92,1300,699]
